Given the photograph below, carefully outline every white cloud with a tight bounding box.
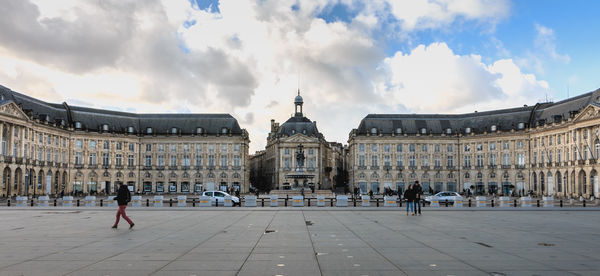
[381,42,550,114]
[0,0,552,153]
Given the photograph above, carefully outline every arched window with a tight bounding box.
[157,172,164,178]
[359,173,365,179]
[208,172,215,178]
[490,172,496,178]
[144,172,151,178]
[128,172,135,178]
[220,172,228,178]
[182,172,189,179]
[196,127,204,134]
[195,173,202,178]
[477,172,482,179]
[397,173,403,179]
[464,172,470,179]
[423,173,429,179]
[221,127,229,134]
[503,172,509,179]
[396,128,403,134]
[371,172,379,179]
[370,127,377,134]
[169,172,177,178]
[233,173,240,179]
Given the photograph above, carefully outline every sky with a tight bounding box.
[1,0,599,153]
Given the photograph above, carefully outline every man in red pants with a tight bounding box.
[112,183,134,229]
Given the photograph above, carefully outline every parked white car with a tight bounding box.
[201,191,240,206]
[425,192,462,204]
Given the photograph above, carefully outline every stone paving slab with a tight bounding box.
[0,209,599,276]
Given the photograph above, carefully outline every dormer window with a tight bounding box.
[196,127,203,135]
[302,129,306,134]
[221,127,228,134]
[370,127,377,134]
[420,128,427,135]
[465,127,472,134]
[146,127,153,134]
[74,121,82,129]
[171,127,178,134]
[517,122,525,130]
[395,128,402,134]
[490,125,497,132]
[127,126,135,134]
[291,129,295,134]
[102,124,109,131]
[446,128,452,135]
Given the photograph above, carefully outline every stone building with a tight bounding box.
[250,92,341,191]
[0,85,250,197]
[349,89,600,199]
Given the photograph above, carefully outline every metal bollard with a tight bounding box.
[146,198,150,207]
[54,199,57,206]
[376,198,379,207]
[514,199,517,207]
[31,199,34,207]
[331,198,334,207]
[261,197,264,207]
[491,199,494,207]
[583,199,586,207]
[354,198,357,207]
[308,198,311,206]
[468,199,471,207]
[285,197,288,206]
[100,199,103,207]
[537,199,540,207]
[7,199,10,206]
[77,199,80,206]
[560,200,563,207]
[192,198,196,207]
[168,198,172,207]
[399,199,402,207]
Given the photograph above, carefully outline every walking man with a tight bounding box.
[404,184,415,216]
[112,183,134,229]
[414,181,423,215]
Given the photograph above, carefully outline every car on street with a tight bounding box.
[201,191,240,206]
[424,191,462,205]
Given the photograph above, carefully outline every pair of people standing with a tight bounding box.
[112,182,134,229]
[403,181,423,216]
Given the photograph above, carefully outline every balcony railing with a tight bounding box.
[115,165,123,169]
[143,166,152,170]
[357,166,367,170]
[283,167,291,171]
[156,166,165,170]
[421,166,430,170]
[434,166,443,170]
[370,166,379,170]
[102,164,110,169]
[475,165,484,169]
[516,165,526,169]
[88,164,98,169]
[15,157,23,164]
[232,166,241,170]
[128,165,136,170]
[501,165,511,169]
[220,166,228,170]
[462,165,471,170]
[396,166,404,170]
[169,166,178,170]
[74,164,83,169]
[409,166,418,170]
[383,166,392,171]
[307,167,316,172]
[182,166,190,170]
[446,166,455,170]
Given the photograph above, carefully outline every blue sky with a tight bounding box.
[1,0,599,151]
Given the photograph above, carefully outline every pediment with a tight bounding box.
[0,101,30,121]
[572,104,600,122]
[281,133,317,143]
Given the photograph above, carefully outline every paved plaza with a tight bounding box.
[1,208,599,276]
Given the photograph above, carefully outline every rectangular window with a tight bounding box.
[234,144,240,152]
[90,141,96,150]
[434,157,441,167]
[434,144,440,152]
[89,153,97,165]
[409,155,416,167]
[490,154,496,166]
[285,148,290,155]
[447,155,454,167]
[62,152,66,163]
[490,142,496,150]
[396,144,402,152]
[503,141,509,150]
[371,144,378,152]
[421,155,428,166]
[308,158,315,169]
[209,144,215,153]
[129,143,135,151]
[464,144,470,152]
[158,155,164,166]
[384,144,390,152]
[396,156,403,166]
[171,144,177,152]
[184,144,190,152]
[221,144,227,152]
[464,155,471,167]
[184,155,190,166]
[557,149,562,163]
[208,155,215,166]
[103,141,109,150]
[308,148,314,155]
[359,155,365,166]
[116,142,122,150]
[75,152,83,165]
[447,144,453,152]
[476,144,483,151]
[422,144,428,152]
[371,155,378,166]
[158,144,164,152]
[146,144,151,152]
[116,154,123,166]
[517,140,523,149]
[102,153,109,166]
[503,153,510,165]
[170,155,177,166]
[477,155,483,167]
[128,155,134,166]
[359,144,365,152]
[196,144,202,152]
[234,155,240,167]
[145,155,152,166]
[46,149,51,161]
[409,144,415,152]
[384,155,390,166]
[284,158,290,168]
[76,140,82,149]
[196,155,203,166]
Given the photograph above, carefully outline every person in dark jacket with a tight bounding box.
[112,183,134,229]
[414,181,423,215]
[404,184,415,216]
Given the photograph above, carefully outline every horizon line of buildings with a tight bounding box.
[1,84,599,198]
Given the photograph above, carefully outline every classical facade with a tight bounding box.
[0,85,250,197]
[250,92,342,191]
[349,89,600,199]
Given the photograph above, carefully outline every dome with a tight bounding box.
[277,116,321,137]
[294,94,303,104]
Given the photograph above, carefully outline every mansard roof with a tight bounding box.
[356,88,600,135]
[277,115,322,138]
[0,84,243,135]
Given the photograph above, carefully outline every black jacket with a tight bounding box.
[414,184,423,199]
[403,188,415,201]
[115,185,131,206]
